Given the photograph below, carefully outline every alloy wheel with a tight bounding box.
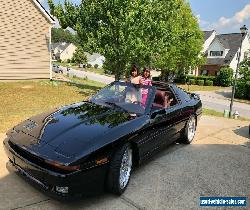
[119,148,132,189]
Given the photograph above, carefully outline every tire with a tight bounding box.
[180,115,196,144]
[106,143,133,195]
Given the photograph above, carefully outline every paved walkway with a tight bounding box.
[0,116,249,209]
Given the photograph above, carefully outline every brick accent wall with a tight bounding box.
[199,65,221,76]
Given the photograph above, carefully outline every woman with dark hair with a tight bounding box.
[140,67,152,105]
[129,64,141,84]
[125,64,142,103]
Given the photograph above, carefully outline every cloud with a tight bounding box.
[199,4,250,32]
[216,4,250,28]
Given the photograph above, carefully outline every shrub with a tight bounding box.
[235,80,250,99]
[197,79,204,86]
[189,79,196,85]
[94,64,99,69]
[205,80,213,86]
[87,63,92,68]
[216,67,233,87]
[174,74,189,84]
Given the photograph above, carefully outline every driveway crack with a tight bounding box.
[10,199,50,210]
[121,196,146,210]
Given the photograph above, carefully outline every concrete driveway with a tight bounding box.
[0,116,249,210]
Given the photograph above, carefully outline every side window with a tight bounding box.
[151,88,178,111]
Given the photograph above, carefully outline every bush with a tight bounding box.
[197,79,204,86]
[235,80,250,99]
[205,80,213,86]
[189,79,196,85]
[87,63,92,68]
[173,74,185,84]
[216,67,233,87]
[94,64,99,69]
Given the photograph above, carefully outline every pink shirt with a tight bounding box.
[140,77,152,94]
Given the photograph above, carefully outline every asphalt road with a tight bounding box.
[196,90,250,119]
[0,116,249,210]
[61,66,115,84]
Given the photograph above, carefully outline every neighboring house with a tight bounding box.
[198,29,250,76]
[201,30,216,53]
[192,30,216,76]
[85,53,105,68]
[51,42,77,61]
[0,0,55,80]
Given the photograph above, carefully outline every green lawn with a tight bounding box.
[203,108,250,122]
[0,80,104,133]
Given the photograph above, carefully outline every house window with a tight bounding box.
[209,51,223,56]
[201,70,208,75]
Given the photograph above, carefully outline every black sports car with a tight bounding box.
[3,81,202,198]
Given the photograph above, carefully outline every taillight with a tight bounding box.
[45,160,80,171]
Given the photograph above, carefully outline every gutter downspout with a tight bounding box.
[49,25,53,80]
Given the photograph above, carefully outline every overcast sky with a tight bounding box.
[40,0,250,34]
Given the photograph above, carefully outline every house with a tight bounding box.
[201,30,216,53]
[197,28,250,76]
[51,42,77,61]
[0,0,55,80]
[86,53,105,68]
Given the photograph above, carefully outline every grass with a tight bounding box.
[203,108,250,122]
[178,84,225,92]
[0,80,104,133]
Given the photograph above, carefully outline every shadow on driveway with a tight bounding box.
[233,126,250,139]
[0,142,249,210]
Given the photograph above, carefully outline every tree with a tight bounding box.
[51,27,77,44]
[72,47,87,65]
[48,0,203,80]
[235,56,250,99]
[239,57,250,81]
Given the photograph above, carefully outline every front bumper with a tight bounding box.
[3,137,109,198]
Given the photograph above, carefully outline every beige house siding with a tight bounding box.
[0,0,53,80]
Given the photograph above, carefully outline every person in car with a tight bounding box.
[125,65,142,103]
[129,64,141,84]
[140,67,152,106]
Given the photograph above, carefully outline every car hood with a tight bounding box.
[10,102,136,159]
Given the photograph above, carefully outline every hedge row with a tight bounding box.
[174,75,218,86]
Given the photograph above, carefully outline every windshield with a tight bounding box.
[90,82,154,115]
